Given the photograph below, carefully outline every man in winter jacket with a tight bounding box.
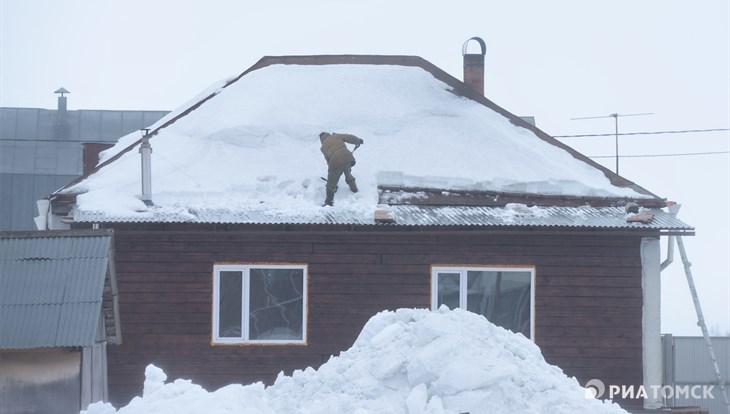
[319,132,364,206]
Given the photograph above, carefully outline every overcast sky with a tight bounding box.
[1,0,728,335]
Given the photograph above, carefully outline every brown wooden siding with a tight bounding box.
[106,226,648,408]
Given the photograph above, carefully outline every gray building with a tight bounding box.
[0,90,168,231]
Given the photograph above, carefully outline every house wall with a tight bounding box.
[106,225,649,408]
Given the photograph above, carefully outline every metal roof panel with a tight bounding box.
[0,231,112,349]
[72,205,693,231]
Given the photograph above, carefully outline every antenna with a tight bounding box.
[570,112,653,174]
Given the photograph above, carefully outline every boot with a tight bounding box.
[347,179,358,193]
[323,189,335,207]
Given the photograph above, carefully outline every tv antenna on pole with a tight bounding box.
[570,112,653,175]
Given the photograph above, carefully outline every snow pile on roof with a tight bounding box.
[83,308,628,414]
[65,63,651,223]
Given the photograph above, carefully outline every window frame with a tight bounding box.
[430,265,535,340]
[212,263,308,345]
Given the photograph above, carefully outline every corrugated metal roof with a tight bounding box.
[73,205,693,231]
[388,205,692,230]
[0,230,113,349]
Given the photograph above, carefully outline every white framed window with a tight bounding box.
[431,266,535,339]
[213,264,307,345]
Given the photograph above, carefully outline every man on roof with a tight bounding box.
[319,132,364,207]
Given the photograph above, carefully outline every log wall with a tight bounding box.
[106,225,648,408]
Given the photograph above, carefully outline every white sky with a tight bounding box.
[1,0,728,335]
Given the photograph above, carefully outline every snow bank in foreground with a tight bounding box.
[83,308,628,414]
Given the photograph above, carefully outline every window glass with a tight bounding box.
[218,271,242,338]
[249,268,304,341]
[437,272,460,309]
[433,267,533,339]
[467,270,531,338]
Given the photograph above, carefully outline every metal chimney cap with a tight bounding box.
[462,37,486,56]
[54,87,70,96]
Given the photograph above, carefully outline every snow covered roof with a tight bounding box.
[55,55,667,226]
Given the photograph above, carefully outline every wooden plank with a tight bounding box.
[536,296,642,308]
[536,306,642,318]
[536,336,641,348]
[117,291,210,303]
[540,345,641,359]
[538,286,643,298]
[121,313,211,324]
[117,282,211,293]
[536,327,641,340]
[436,234,639,248]
[537,276,641,288]
[310,273,429,285]
[537,315,642,329]
[314,242,638,257]
[547,356,643,369]
[309,284,429,295]
[116,302,212,314]
[117,241,314,254]
[536,266,641,277]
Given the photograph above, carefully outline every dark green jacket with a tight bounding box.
[320,133,362,172]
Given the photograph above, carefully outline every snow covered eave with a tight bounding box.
[378,186,668,209]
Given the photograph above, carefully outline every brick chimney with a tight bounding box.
[462,37,486,95]
[82,143,114,175]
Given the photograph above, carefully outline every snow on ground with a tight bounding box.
[82,308,629,414]
[64,64,652,223]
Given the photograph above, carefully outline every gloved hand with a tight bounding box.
[359,139,364,145]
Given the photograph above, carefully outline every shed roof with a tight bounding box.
[52,55,671,226]
[0,229,120,349]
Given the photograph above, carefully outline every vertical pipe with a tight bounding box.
[139,135,152,205]
[641,237,662,409]
[613,113,619,175]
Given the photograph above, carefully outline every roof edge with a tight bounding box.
[0,229,114,238]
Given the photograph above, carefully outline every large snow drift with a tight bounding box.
[64,64,651,223]
[83,308,628,414]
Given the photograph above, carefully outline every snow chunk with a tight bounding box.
[143,364,167,397]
